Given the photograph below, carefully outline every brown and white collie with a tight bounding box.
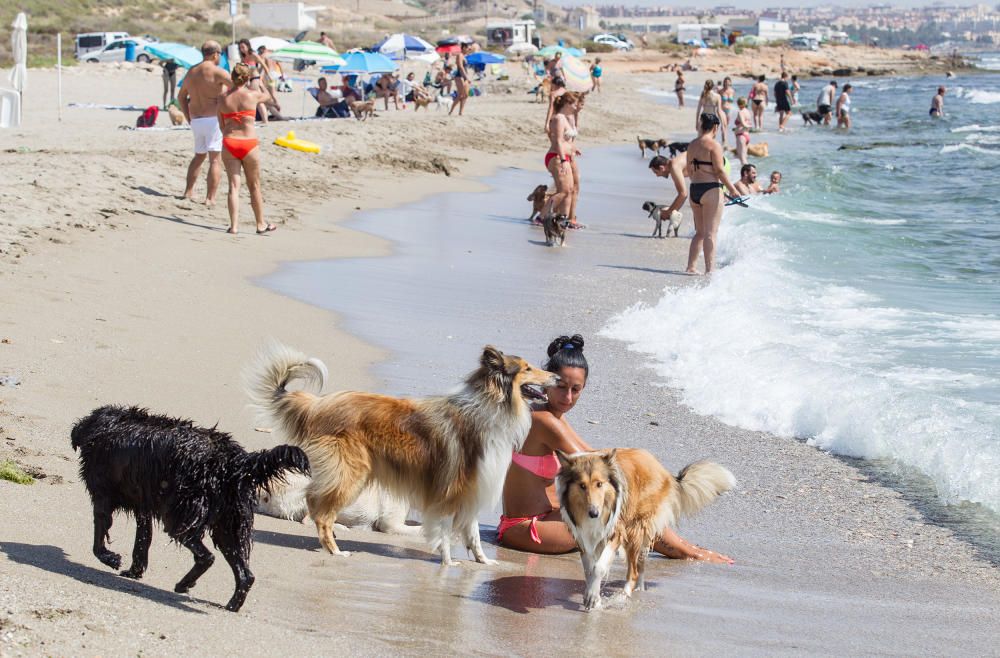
[244,342,558,565]
[556,449,735,610]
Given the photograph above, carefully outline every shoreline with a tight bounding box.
[1,60,998,654]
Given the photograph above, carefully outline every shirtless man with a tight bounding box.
[734,163,762,196]
[930,86,945,117]
[179,41,232,205]
[648,151,689,226]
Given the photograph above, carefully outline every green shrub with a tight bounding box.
[0,460,34,485]
[583,41,614,53]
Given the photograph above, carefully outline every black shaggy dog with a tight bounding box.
[71,405,309,612]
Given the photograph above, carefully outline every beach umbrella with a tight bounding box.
[143,42,203,69]
[324,51,397,74]
[408,51,440,65]
[436,43,461,55]
[538,44,583,59]
[271,41,345,66]
[374,33,434,59]
[250,36,291,53]
[9,12,27,125]
[465,52,505,65]
[559,55,593,92]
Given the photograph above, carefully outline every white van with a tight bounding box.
[74,32,129,60]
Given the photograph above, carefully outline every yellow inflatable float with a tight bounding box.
[274,130,320,154]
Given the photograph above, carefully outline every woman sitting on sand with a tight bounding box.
[686,112,740,274]
[696,80,727,146]
[217,63,276,235]
[732,97,752,167]
[541,92,579,225]
[497,334,733,563]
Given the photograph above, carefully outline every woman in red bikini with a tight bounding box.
[497,334,733,563]
[217,63,276,235]
[540,92,579,225]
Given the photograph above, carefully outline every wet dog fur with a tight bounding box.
[244,342,558,565]
[256,473,419,535]
[527,184,551,223]
[543,214,571,247]
[556,448,735,610]
[642,201,681,238]
[71,404,309,612]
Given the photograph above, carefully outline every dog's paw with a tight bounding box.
[119,566,145,580]
[583,593,603,611]
[475,557,499,566]
[331,549,352,557]
[174,582,192,594]
[97,550,122,570]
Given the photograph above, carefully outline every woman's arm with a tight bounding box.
[711,142,740,197]
[533,412,592,454]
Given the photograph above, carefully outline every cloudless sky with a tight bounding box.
[554,1,978,9]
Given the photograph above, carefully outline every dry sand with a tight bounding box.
[0,50,997,656]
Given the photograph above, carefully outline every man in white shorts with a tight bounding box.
[179,41,232,205]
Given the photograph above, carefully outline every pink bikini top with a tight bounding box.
[511,450,560,480]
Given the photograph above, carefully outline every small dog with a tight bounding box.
[244,342,557,565]
[536,78,551,103]
[643,201,682,238]
[350,99,376,121]
[256,473,419,535]
[72,405,309,612]
[436,94,454,112]
[637,136,668,157]
[666,141,689,158]
[543,214,571,247]
[527,184,551,223]
[167,104,186,126]
[556,448,735,611]
[412,95,432,111]
[801,110,824,125]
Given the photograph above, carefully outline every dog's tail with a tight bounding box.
[246,444,310,493]
[670,461,736,519]
[243,341,327,440]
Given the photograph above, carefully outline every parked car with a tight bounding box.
[74,32,129,60]
[81,37,154,63]
[591,34,632,51]
[789,36,819,51]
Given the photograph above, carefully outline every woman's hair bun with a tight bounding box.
[546,334,585,358]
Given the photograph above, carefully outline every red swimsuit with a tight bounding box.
[221,110,259,160]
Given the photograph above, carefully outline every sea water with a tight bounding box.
[611,71,1000,523]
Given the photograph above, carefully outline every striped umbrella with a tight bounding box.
[271,41,345,66]
[374,33,434,60]
[559,55,593,93]
[537,45,584,59]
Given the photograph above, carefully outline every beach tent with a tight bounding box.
[271,41,345,66]
[323,51,397,74]
[9,12,27,126]
[144,42,203,69]
[250,36,291,53]
[559,55,592,92]
[375,33,434,60]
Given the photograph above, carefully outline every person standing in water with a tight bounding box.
[836,83,853,130]
[930,86,946,117]
[685,113,741,274]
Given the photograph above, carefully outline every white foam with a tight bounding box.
[958,89,1000,104]
[601,217,1000,515]
[951,124,1000,133]
[941,143,1000,156]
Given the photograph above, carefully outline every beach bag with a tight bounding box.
[136,105,159,128]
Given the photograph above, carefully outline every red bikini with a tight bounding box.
[221,110,259,160]
[497,451,562,545]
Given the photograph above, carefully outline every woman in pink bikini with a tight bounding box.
[217,63,276,235]
[497,334,733,563]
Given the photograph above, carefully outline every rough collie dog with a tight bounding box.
[244,342,558,565]
[256,473,418,535]
[556,449,735,611]
[71,405,309,612]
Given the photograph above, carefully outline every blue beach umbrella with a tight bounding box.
[322,51,397,74]
[144,42,203,69]
[465,51,505,65]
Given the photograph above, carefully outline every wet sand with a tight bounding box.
[0,62,998,655]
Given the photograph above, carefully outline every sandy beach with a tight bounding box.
[1,47,998,656]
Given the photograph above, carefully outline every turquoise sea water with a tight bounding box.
[611,70,1000,527]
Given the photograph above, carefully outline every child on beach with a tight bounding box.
[763,170,782,194]
[497,334,733,563]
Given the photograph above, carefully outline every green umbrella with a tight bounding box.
[271,41,345,66]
